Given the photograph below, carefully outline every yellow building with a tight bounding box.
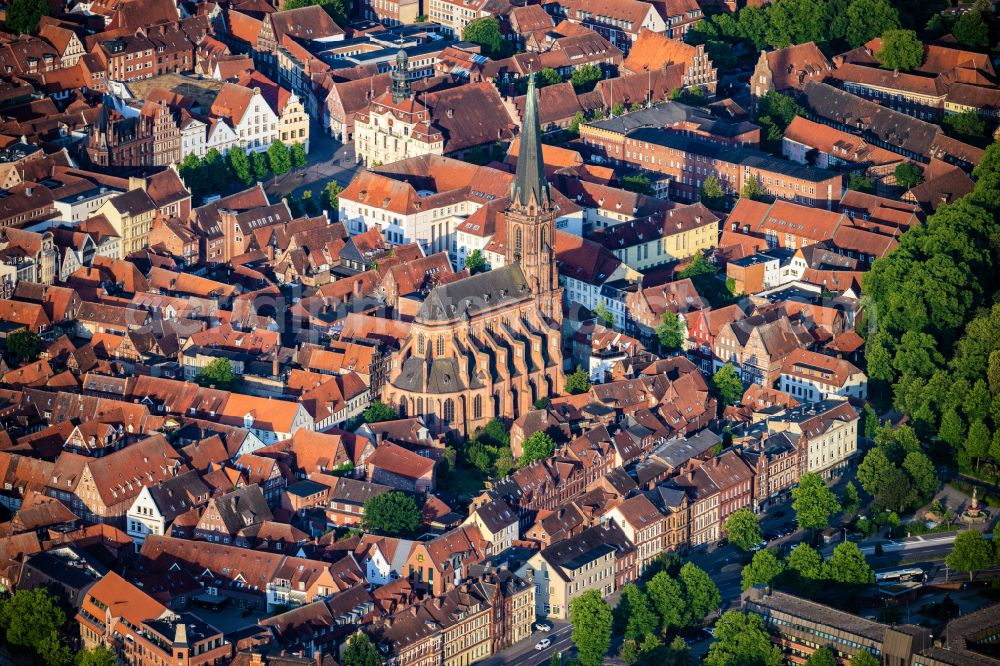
[93,184,157,259]
[599,202,719,272]
[279,92,310,153]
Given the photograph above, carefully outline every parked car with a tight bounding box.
[535,639,552,650]
[534,622,551,633]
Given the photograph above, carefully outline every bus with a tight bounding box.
[875,568,926,585]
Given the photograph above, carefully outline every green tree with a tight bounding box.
[966,420,992,471]
[876,29,924,71]
[195,357,237,390]
[656,312,686,351]
[844,0,900,47]
[324,181,344,214]
[290,143,308,169]
[876,466,919,512]
[228,147,254,186]
[614,584,660,641]
[711,364,744,406]
[939,407,967,450]
[943,111,987,140]
[953,11,989,48]
[569,590,613,666]
[342,631,382,666]
[4,0,50,34]
[742,549,785,590]
[567,111,586,136]
[283,0,348,24]
[621,173,654,195]
[792,472,841,533]
[857,447,894,497]
[77,647,118,666]
[647,572,686,632]
[565,366,592,394]
[894,162,924,189]
[464,249,487,274]
[300,190,318,216]
[724,508,763,552]
[741,176,766,200]
[704,611,782,666]
[946,530,993,580]
[806,647,838,666]
[848,173,874,192]
[594,301,616,328]
[361,491,420,536]
[825,542,874,585]
[267,141,292,176]
[363,401,398,424]
[0,588,68,665]
[841,481,861,516]
[785,543,824,591]
[902,450,939,500]
[764,0,827,48]
[537,67,563,87]
[850,651,881,666]
[679,562,721,626]
[700,175,726,208]
[521,431,556,465]
[571,64,603,92]
[463,17,503,57]
[6,328,41,364]
[612,102,627,117]
[251,151,270,180]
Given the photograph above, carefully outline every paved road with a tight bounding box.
[480,623,574,666]
[265,122,361,205]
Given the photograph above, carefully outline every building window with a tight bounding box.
[443,398,454,424]
[473,394,482,419]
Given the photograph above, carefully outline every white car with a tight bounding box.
[535,639,552,651]
[534,622,552,633]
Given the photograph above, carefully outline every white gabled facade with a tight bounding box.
[232,88,280,152]
[126,486,165,545]
[180,116,207,159]
[206,119,239,156]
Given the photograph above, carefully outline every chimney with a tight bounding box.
[128,175,146,192]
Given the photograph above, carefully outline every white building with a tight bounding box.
[125,470,210,547]
[180,116,207,159]
[210,84,279,153]
[778,349,867,403]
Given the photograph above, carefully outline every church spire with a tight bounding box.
[511,73,550,209]
[392,49,410,104]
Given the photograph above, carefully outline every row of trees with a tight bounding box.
[864,141,1000,481]
[178,142,307,202]
[287,181,344,219]
[741,541,875,593]
[569,561,721,666]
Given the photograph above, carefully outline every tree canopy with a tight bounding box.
[742,549,786,590]
[679,562,721,626]
[195,357,238,390]
[711,364,744,406]
[791,473,841,532]
[283,0,348,24]
[844,0,899,47]
[342,631,383,666]
[0,588,71,666]
[463,17,504,58]
[704,611,783,666]
[565,366,592,394]
[362,492,421,536]
[465,249,487,274]
[570,590,613,666]
[363,401,398,424]
[876,29,924,71]
[894,162,924,189]
[614,584,659,641]
[724,508,763,552]
[6,329,41,364]
[824,542,874,585]
[4,0,50,34]
[571,64,603,92]
[952,11,989,48]
[656,312,686,351]
[946,530,993,580]
[520,431,556,466]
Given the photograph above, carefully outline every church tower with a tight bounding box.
[391,49,410,104]
[505,74,562,323]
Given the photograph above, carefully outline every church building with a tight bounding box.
[383,75,565,436]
